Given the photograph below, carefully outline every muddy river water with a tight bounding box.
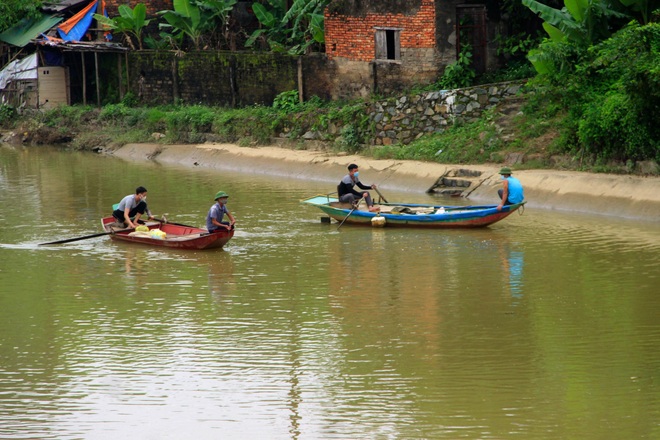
[1,145,659,439]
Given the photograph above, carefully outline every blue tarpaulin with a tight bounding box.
[57,0,106,42]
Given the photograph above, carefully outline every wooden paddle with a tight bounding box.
[39,226,133,246]
[337,200,362,230]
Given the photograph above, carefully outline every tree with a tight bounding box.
[618,0,659,24]
[199,0,238,50]
[94,4,151,50]
[0,0,42,33]
[159,0,215,50]
[523,0,630,74]
[522,0,629,46]
[246,0,328,54]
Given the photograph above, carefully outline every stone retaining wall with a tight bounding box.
[369,81,524,145]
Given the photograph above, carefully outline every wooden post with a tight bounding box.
[81,52,87,105]
[117,53,124,100]
[229,56,236,108]
[297,56,303,103]
[172,58,179,103]
[125,52,130,90]
[94,51,101,106]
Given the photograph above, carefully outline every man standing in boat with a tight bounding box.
[338,164,380,212]
[497,167,525,211]
[112,186,154,228]
[207,191,236,232]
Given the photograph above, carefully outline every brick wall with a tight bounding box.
[325,0,436,62]
[324,0,442,96]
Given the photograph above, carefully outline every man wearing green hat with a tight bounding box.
[206,191,236,232]
[497,167,524,211]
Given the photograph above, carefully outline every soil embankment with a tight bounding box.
[109,143,660,221]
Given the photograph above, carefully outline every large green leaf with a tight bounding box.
[543,22,566,41]
[528,48,555,74]
[173,0,195,18]
[522,0,572,28]
[132,4,147,29]
[564,0,588,22]
[522,0,587,44]
[252,3,276,28]
[310,13,324,43]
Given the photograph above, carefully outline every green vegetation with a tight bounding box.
[0,93,372,152]
[93,0,324,53]
[1,0,658,175]
[94,4,151,50]
[525,21,660,166]
[246,0,327,54]
[0,0,42,33]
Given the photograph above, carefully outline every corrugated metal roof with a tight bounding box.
[0,14,63,47]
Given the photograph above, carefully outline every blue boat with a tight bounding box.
[301,195,525,228]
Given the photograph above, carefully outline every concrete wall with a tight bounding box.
[129,51,298,106]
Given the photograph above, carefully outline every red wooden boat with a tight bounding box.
[101,217,233,250]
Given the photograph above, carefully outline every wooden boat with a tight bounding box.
[101,217,233,250]
[301,195,525,228]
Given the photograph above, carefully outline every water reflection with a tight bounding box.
[1,146,660,439]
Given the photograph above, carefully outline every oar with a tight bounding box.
[374,187,389,203]
[39,226,132,246]
[337,200,361,231]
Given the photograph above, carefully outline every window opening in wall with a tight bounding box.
[385,30,396,59]
[375,28,401,61]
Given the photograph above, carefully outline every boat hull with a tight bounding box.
[302,196,524,228]
[101,217,233,250]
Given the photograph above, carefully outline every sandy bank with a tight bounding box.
[110,143,660,221]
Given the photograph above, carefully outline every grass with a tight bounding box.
[1,83,655,175]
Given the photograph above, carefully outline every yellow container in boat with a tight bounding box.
[149,229,166,239]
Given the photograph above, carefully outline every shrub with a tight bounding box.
[272,90,300,112]
[0,104,17,126]
[527,22,660,163]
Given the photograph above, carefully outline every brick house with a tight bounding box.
[324,0,499,98]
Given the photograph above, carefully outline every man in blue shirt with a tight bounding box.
[497,167,524,211]
[206,191,236,232]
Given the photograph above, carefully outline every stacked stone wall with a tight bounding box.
[369,82,524,145]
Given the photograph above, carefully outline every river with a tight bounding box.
[1,145,659,439]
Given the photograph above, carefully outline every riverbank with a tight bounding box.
[109,142,660,221]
